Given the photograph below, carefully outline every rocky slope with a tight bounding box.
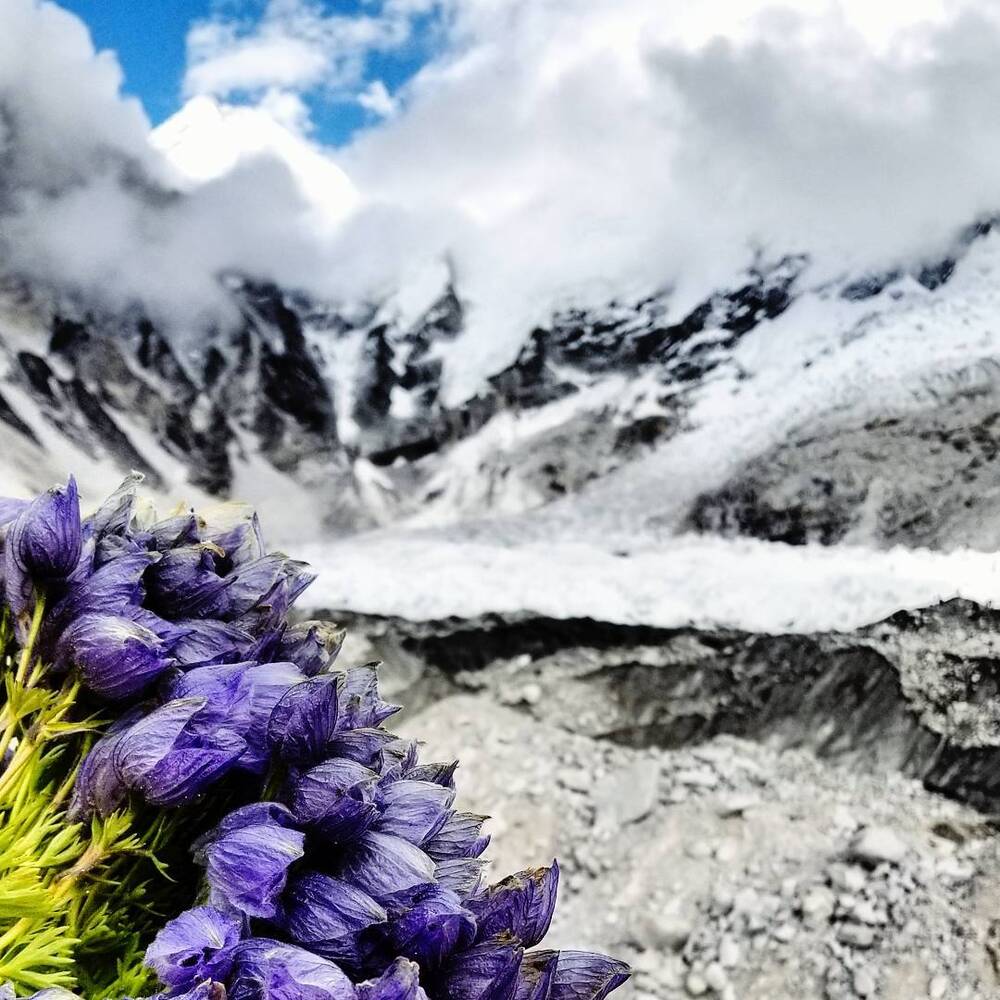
[331,597,1000,1000]
[4,216,1000,547]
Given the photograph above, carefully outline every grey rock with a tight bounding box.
[850,827,908,867]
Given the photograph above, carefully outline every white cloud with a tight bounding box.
[183,0,421,103]
[358,80,398,119]
[7,0,1000,402]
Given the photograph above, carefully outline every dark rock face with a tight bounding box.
[0,217,991,538]
[332,598,1000,813]
[686,378,1000,550]
[0,255,815,524]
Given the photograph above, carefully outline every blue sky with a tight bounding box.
[59,1,436,145]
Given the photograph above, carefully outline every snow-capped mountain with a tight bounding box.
[1,210,999,554]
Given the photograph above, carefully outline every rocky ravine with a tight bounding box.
[323,598,1000,1000]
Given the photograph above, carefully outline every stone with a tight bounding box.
[519,682,542,705]
[929,975,948,999]
[685,972,708,996]
[715,839,739,863]
[717,792,759,817]
[801,886,836,922]
[836,923,876,949]
[772,922,796,942]
[829,864,867,892]
[629,905,694,952]
[849,827,908,867]
[593,759,660,830]
[718,937,741,969]
[675,768,720,789]
[853,967,877,997]
[704,963,729,992]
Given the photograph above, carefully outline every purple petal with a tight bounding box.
[424,813,491,862]
[292,758,383,843]
[67,707,145,819]
[512,951,557,1000]
[169,619,258,665]
[385,886,476,969]
[439,937,524,1000]
[544,952,631,1000]
[277,621,346,676]
[335,831,436,906]
[228,938,356,1000]
[357,959,429,1000]
[145,545,223,618]
[56,613,171,701]
[266,674,341,765]
[435,859,490,900]
[375,780,455,845]
[204,810,305,918]
[240,661,306,772]
[281,870,386,965]
[0,497,29,526]
[323,728,397,768]
[5,477,82,619]
[469,863,559,948]
[113,697,246,806]
[340,665,401,730]
[406,760,459,789]
[144,905,242,989]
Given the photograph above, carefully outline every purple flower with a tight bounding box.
[423,813,491,862]
[334,831,437,906]
[167,660,304,774]
[434,859,489,900]
[340,665,401,730]
[45,552,158,641]
[144,905,242,989]
[277,621,346,676]
[281,870,386,967]
[55,613,171,701]
[516,952,630,1000]
[198,503,265,566]
[147,549,314,622]
[202,804,306,919]
[169,619,258,665]
[406,760,459,788]
[468,864,559,948]
[145,545,223,619]
[291,758,384,843]
[228,939,356,1000]
[113,697,247,807]
[383,886,476,970]
[438,937,524,1000]
[5,477,82,618]
[357,959,429,1000]
[266,674,341,765]
[67,707,145,819]
[374,780,455,846]
[322,728,398,768]
[0,497,29,526]
[152,980,228,1000]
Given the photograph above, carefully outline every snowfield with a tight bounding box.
[299,530,1000,634]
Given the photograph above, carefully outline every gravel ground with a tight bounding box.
[397,694,1000,1000]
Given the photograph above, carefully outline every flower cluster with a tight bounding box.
[0,476,629,1000]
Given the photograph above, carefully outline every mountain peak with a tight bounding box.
[152,96,359,225]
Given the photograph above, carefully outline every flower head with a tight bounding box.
[5,477,82,619]
[201,804,306,919]
[144,906,242,989]
[55,613,171,701]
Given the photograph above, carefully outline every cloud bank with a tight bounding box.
[5,0,1000,389]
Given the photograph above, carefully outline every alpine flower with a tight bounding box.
[0,475,629,1000]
